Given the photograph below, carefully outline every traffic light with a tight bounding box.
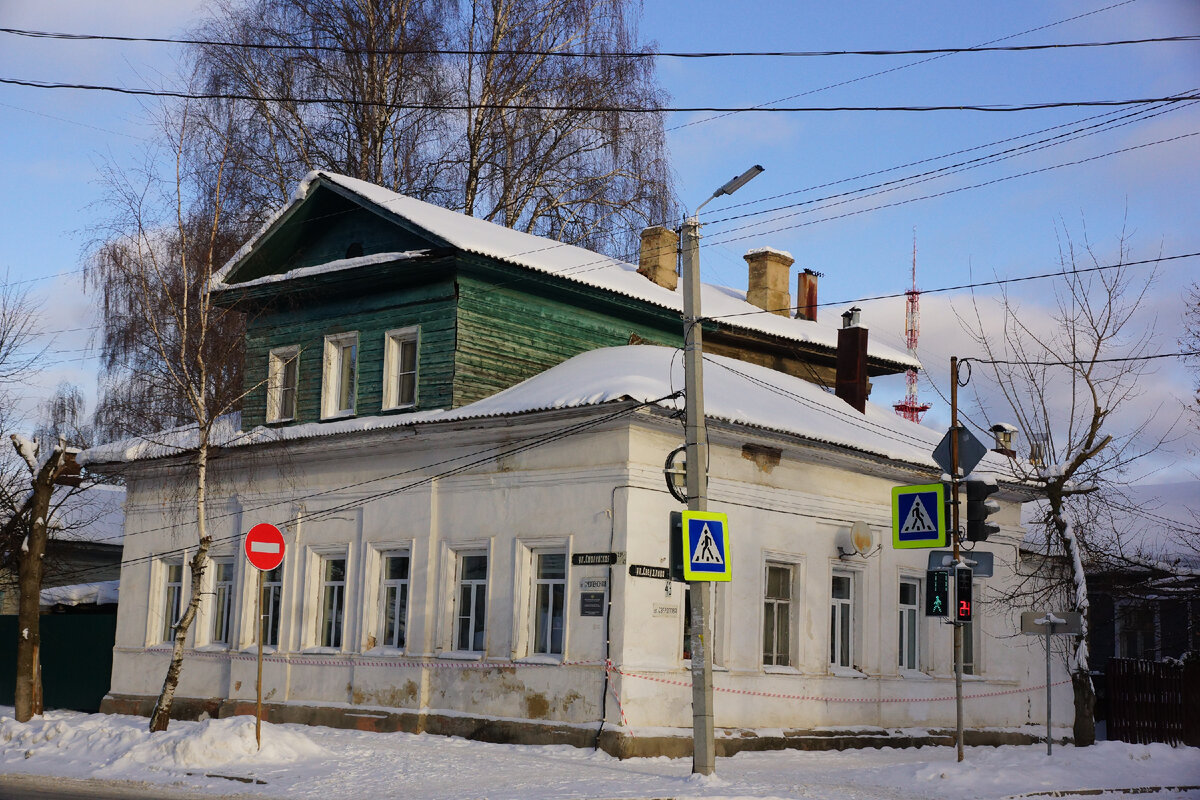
[925,569,950,617]
[955,567,973,622]
[965,478,1001,541]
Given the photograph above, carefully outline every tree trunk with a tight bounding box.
[13,443,65,723]
[149,441,211,732]
[1071,659,1096,746]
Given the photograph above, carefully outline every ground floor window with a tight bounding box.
[320,556,346,648]
[456,552,488,652]
[380,552,410,649]
[763,564,792,667]
[830,572,854,668]
[899,577,920,670]
[532,552,565,655]
[210,560,234,645]
[161,562,183,643]
[262,565,283,647]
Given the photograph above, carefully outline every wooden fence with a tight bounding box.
[1107,657,1200,746]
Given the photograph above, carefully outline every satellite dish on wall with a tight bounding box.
[837,521,878,559]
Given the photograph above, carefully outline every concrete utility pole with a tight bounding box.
[950,356,964,763]
[680,165,763,776]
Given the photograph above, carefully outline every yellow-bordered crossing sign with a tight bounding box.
[681,511,731,581]
[891,484,948,549]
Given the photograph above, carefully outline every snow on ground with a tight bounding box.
[0,709,1197,799]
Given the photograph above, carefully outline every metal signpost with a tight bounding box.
[1021,610,1083,755]
[244,522,286,750]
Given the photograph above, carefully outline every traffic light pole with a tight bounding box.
[950,356,964,763]
[681,214,715,776]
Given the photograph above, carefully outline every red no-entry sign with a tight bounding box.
[244,523,285,571]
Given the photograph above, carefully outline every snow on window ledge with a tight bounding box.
[240,645,279,655]
[829,665,869,679]
[514,654,562,666]
[301,647,345,656]
[196,643,230,653]
[763,665,802,676]
[899,669,933,680]
[438,650,485,661]
[363,646,408,657]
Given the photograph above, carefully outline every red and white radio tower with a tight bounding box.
[894,233,931,423]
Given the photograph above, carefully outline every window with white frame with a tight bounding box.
[382,327,419,410]
[455,552,488,652]
[532,552,566,656]
[262,565,283,647]
[380,552,410,649]
[319,556,347,648]
[266,346,299,422]
[899,577,921,671]
[210,559,234,645]
[830,571,855,669]
[322,332,358,418]
[161,561,183,643]
[763,563,793,667]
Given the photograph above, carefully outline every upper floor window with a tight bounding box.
[322,332,358,418]
[266,346,299,423]
[383,327,419,410]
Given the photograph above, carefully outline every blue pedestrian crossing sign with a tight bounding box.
[891,484,948,549]
[681,511,731,581]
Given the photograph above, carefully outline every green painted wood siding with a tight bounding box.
[241,278,457,428]
[453,267,683,407]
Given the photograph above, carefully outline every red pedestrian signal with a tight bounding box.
[955,567,973,622]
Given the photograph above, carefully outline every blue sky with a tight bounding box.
[1,0,1197,478]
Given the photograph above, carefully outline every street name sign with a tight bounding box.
[244,523,285,572]
[572,552,621,566]
[1020,611,1083,635]
[681,511,731,581]
[927,549,994,578]
[891,484,948,549]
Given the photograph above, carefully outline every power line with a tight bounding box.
[704,250,1200,321]
[3,26,1195,58]
[2,77,1196,113]
[965,351,1200,367]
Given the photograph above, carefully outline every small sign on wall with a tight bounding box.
[651,604,679,618]
[580,592,606,617]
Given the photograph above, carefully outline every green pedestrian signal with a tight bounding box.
[925,569,950,617]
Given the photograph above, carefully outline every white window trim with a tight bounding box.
[830,568,859,672]
[369,546,412,653]
[762,559,798,669]
[201,557,236,649]
[321,332,359,420]
[446,547,489,657]
[151,556,187,647]
[531,549,568,658]
[302,547,351,653]
[266,345,300,423]
[382,326,420,411]
[898,574,922,674]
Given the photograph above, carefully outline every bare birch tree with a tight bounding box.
[86,107,248,732]
[187,0,674,257]
[963,229,1169,746]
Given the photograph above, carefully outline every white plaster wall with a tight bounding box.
[107,409,1073,735]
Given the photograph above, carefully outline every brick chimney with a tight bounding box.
[835,307,869,413]
[638,226,679,291]
[744,247,793,316]
[795,268,819,322]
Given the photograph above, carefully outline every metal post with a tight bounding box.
[256,568,264,750]
[950,356,964,762]
[1046,612,1053,756]
[681,214,715,775]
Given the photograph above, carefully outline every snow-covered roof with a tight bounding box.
[212,171,918,370]
[40,580,119,607]
[82,345,1010,479]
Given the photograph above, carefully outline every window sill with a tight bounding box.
[241,644,280,655]
[763,665,801,675]
[265,417,295,425]
[381,404,417,414]
[320,411,357,422]
[829,665,869,679]
[301,647,345,655]
[514,654,562,666]
[438,650,485,661]
[196,643,230,652]
[363,647,408,657]
[899,669,933,680]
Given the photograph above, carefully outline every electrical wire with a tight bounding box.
[3,26,1195,58]
[2,77,1197,113]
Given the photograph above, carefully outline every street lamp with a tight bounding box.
[680,164,764,776]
